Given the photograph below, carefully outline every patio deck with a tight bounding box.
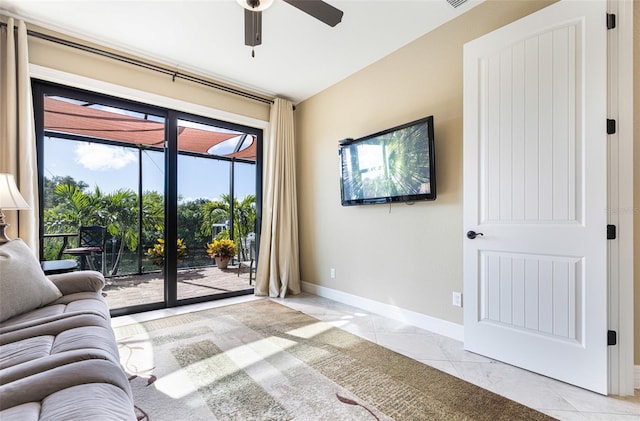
[103,264,254,310]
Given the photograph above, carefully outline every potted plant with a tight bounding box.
[206,239,235,269]
[146,238,188,268]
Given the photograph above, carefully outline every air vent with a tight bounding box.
[446,0,469,8]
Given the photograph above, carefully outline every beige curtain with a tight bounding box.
[254,98,301,298]
[0,18,38,252]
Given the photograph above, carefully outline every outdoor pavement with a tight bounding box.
[103,264,254,310]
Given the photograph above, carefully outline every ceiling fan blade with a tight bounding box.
[244,9,262,47]
[282,0,343,27]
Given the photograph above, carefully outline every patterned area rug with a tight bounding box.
[114,299,555,421]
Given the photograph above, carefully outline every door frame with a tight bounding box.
[606,0,634,396]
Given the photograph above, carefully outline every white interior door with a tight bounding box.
[463,0,608,394]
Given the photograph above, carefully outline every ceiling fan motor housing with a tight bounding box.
[241,0,344,52]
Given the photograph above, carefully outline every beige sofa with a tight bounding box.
[0,239,136,420]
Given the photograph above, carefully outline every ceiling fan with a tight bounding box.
[236,0,344,56]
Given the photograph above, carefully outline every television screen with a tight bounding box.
[339,116,436,206]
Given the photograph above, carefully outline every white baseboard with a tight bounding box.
[635,366,640,390]
[300,281,464,342]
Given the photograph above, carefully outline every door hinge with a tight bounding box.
[607,330,617,346]
[607,224,616,240]
[607,119,616,135]
[606,13,616,30]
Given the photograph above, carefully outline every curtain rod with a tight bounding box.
[0,21,274,105]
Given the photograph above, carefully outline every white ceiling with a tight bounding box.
[0,0,482,104]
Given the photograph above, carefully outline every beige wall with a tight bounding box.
[296,0,638,365]
[296,0,553,323]
[23,23,270,123]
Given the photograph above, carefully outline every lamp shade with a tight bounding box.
[0,173,30,210]
[236,0,274,11]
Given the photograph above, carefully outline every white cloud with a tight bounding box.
[75,143,136,171]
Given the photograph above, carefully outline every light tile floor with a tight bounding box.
[112,292,640,420]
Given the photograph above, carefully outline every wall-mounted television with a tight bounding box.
[339,116,436,206]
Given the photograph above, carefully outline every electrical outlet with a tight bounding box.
[452,291,462,307]
[330,268,336,279]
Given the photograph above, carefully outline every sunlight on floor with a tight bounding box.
[113,294,640,419]
[287,320,347,339]
[154,336,298,399]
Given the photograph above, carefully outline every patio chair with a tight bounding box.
[64,225,107,274]
[237,233,256,285]
[238,258,255,285]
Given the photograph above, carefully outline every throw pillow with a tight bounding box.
[0,239,62,322]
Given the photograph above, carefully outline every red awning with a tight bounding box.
[44,96,257,160]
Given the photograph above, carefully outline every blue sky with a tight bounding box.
[44,137,256,203]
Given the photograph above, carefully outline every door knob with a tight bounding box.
[466,230,484,239]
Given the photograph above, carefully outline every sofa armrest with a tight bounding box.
[47,271,105,294]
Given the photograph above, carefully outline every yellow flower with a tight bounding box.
[206,239,236,259]
[146,238,188,266]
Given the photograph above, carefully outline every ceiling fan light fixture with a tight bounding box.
[236,0,274,12]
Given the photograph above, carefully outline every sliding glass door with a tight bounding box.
[33,81,261,315]
[174,116,259,301]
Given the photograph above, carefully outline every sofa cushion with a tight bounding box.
[0,359,134,411]
[0,293,110,342]
[0,402,41,421]
[0,383,135,421]
[0,315,119,363]
[0,312,111,345]
[0,362,136,420]
[0,336,54,369]
[0,240,62,323]
[40,383,136,421]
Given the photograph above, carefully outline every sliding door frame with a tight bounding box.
[32,80,263,316]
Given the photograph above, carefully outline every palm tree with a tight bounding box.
[201,195,231,238]
[234,195,256,260]
[177,198,210,266]
[49,184,101,228]
[101,189,164,275]
[45,182,166,275]
[201,194,256,260]
[101,189,138,275]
